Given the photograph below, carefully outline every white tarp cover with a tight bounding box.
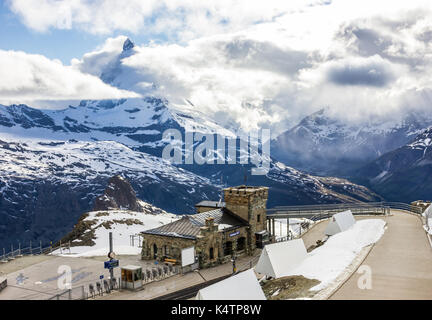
[423,205,432,219]
[181,246,195,267]
[325,210,356,236]
[196,269,266,300]
[254,239,307,279]
[423,205,432,232]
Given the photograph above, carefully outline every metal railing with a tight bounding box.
[1,241,71,263]
[236,255,260,272]
[48,285,87,301]
[266,201,421,219]
[265,201,423,244]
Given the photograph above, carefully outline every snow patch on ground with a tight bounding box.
[274,218,313,239]
[52,210,178,257]
[287,219,386,291]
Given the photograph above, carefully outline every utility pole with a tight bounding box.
[109,232,114,290]
[231,252,237,274]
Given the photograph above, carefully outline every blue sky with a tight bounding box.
[0,2,154,64]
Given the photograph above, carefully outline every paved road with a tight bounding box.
[330,212,432,300]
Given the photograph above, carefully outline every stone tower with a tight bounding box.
[223,186,269,252]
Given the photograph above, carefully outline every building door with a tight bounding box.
[153,244,158,259]
[224,241,233,256]
[209,247,214,260]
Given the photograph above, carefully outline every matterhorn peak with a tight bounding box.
[122,38,135,52]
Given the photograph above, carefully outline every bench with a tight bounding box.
[164,258,177,265]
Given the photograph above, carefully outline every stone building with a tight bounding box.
[411,200,432,213]
[141,186,269,268]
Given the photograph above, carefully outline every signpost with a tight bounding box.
[229,231,240,237]
[231,253,237,274]
[104,232,119,290]
[104,259,119,269]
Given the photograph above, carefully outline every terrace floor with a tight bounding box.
[328,211,432,300]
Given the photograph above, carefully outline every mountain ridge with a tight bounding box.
[271,108,432,176]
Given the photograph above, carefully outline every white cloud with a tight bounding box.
[7,0,327,39]
[0,49,139,106]
[6,0,432,131]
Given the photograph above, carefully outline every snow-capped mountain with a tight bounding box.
[0,38,383,250]
[271,108,432,176]
[0,97,236,157]
[0,99,381,206]
[353,127,432,202]
[0,137,219,250]
[0,133,382,251]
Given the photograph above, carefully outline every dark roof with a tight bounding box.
[195,200,226,208]
[141,208,247,240]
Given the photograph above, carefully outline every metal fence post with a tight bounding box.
[40,241,42,254]
[30,241,32,255]
[11,244,13,258]
[18,242,21,256]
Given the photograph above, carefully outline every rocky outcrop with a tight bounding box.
[93,175,144,212]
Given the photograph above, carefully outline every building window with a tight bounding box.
[257,214,261,222]
[153,244,158,259]
[224,241,233,256]
[237,237,246,251]
[164,245,170,256]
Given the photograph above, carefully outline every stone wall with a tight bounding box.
[224,186,268,252]
[141,234,195,261]
[141,223,250,268]
[141,185,269,269]
[195,206,217,213]
[411,200,432,213]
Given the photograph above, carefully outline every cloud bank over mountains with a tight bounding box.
[2,0,432,132]
[0,49,139,105]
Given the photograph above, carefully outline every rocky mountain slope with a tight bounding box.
[0,138,218,250]
[271,108,432,176]
[0,133,382,251]
[352,127,432,202]
[93,175,159,212]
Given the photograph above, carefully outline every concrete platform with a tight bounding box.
[97,251,261,300]
[330,212,432,300]
[0,210,430,300]
[0,250,260,300]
